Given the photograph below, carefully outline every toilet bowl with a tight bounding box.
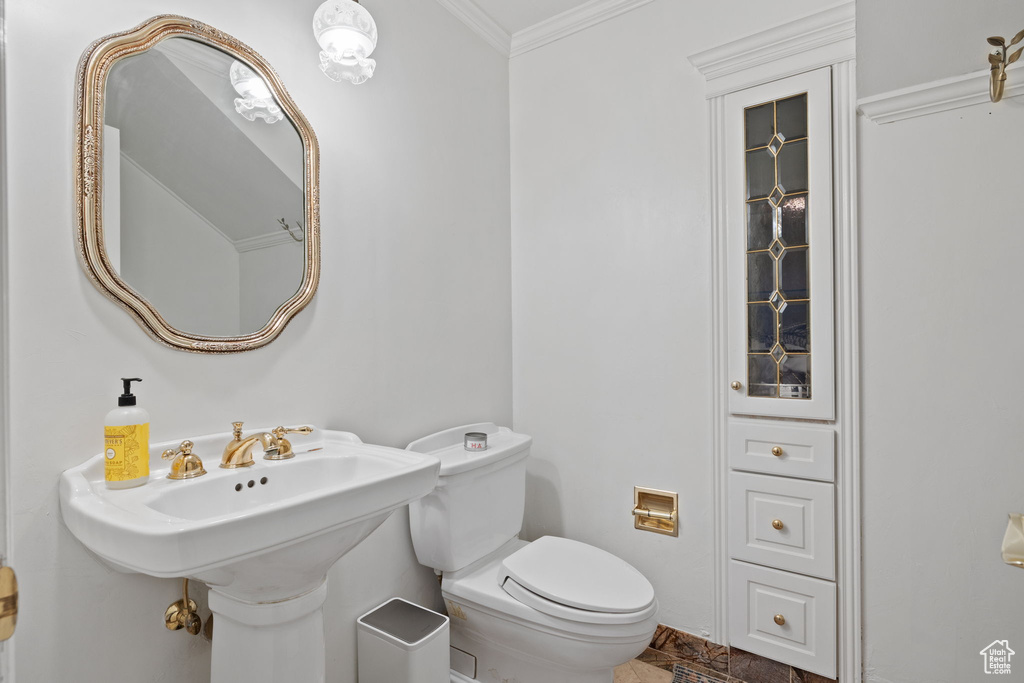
[407,424,658,683]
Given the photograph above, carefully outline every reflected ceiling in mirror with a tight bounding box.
[75,16,320,353]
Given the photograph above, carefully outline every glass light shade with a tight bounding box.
[229,61,283,124]
[312,0,377,85]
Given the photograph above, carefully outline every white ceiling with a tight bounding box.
[471,0,595,36]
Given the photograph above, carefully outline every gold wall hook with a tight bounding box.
[988,31,1024,103]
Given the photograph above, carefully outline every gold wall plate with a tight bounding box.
[0,566,18,641]
[633,486,679,537]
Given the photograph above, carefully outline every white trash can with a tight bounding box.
[357,597,450,683]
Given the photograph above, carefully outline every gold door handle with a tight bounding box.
[774,614,786,626]
[731,381,742,391]
[772,519,784,530]
[771,446,783,457]
[0,567,17,642]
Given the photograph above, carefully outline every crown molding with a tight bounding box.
[433,0,511,56]
[121,152,294,252]
[119,152,234,247]
[235,230,301,253]
[510,0,654,58]
[858,63,1024,124]
[688,2,854,98]
[158,37,228,77]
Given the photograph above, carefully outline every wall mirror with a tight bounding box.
[75,16,320,353]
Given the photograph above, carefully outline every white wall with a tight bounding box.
[509,0,824,638]
[859,29,1024,683]
[4,0,510,681]
[857,0,1024,98]
[120,156,241,336]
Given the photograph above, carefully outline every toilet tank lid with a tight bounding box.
[498,536,655,614]
[406,423,531,478]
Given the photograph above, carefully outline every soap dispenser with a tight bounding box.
[104,377,150,489]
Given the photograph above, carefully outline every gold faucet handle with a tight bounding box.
[265,426,313,460]
[161,441,207,480]
[161,440,194,460]
[272,426,313,438]
[231,422,244,440]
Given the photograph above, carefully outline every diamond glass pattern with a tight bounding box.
[747,201,774,251]
[744,102,774,150]
[747,252,774,302]
[746,149,774,200]
[777,139,808,194]
[776,94,808,140]
[780,194,807,246]
[778,247,809,299]
[743,92,811,400]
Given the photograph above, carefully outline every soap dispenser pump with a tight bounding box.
[104,377,150,489]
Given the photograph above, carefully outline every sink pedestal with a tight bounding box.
[209,581,329,683]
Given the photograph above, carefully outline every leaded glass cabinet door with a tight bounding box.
[725,68,834,420]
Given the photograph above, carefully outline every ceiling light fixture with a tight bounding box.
[313,0,378,85]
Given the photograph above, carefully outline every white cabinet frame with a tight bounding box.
[689,4,860,682]
[724,68,835,421]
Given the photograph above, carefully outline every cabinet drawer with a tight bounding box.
[729,421,834,482]
[729,560,836,679]
[729,472,834,580]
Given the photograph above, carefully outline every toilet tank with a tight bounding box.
[407,423,532,573]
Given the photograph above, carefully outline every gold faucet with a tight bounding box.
[161,440,207,480]
[265,425,314,460]
[220,422,314,468]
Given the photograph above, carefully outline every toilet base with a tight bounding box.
[451,628,615,683]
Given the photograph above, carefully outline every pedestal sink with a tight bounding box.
[59,427,440,683]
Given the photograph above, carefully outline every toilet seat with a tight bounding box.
[501,575,658,625]
[444,536,657,636]
[498,536,656,619]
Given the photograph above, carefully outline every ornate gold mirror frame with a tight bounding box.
[74,15,320,353]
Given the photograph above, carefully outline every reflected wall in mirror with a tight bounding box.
[75,16,320,353]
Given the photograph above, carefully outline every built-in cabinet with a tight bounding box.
[690,4,859,681]
[725,69,838,678]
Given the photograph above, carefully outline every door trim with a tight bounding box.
[0,0,12,676]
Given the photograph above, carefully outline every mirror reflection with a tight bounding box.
[102,37,306,336]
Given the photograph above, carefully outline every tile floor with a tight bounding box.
[614,659,674,683]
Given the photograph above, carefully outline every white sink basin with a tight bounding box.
[60,427,439,602]
[61,426,440,683]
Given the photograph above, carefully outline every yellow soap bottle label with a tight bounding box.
[104,423,150,482]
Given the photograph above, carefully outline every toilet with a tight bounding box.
[407,424,659,683]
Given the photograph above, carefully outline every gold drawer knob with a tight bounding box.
[731,381,742,391]
[774,614,786,626]
[772,519,784,530]
[771,446,784,457]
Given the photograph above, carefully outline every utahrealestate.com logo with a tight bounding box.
[980,640,1015,675]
